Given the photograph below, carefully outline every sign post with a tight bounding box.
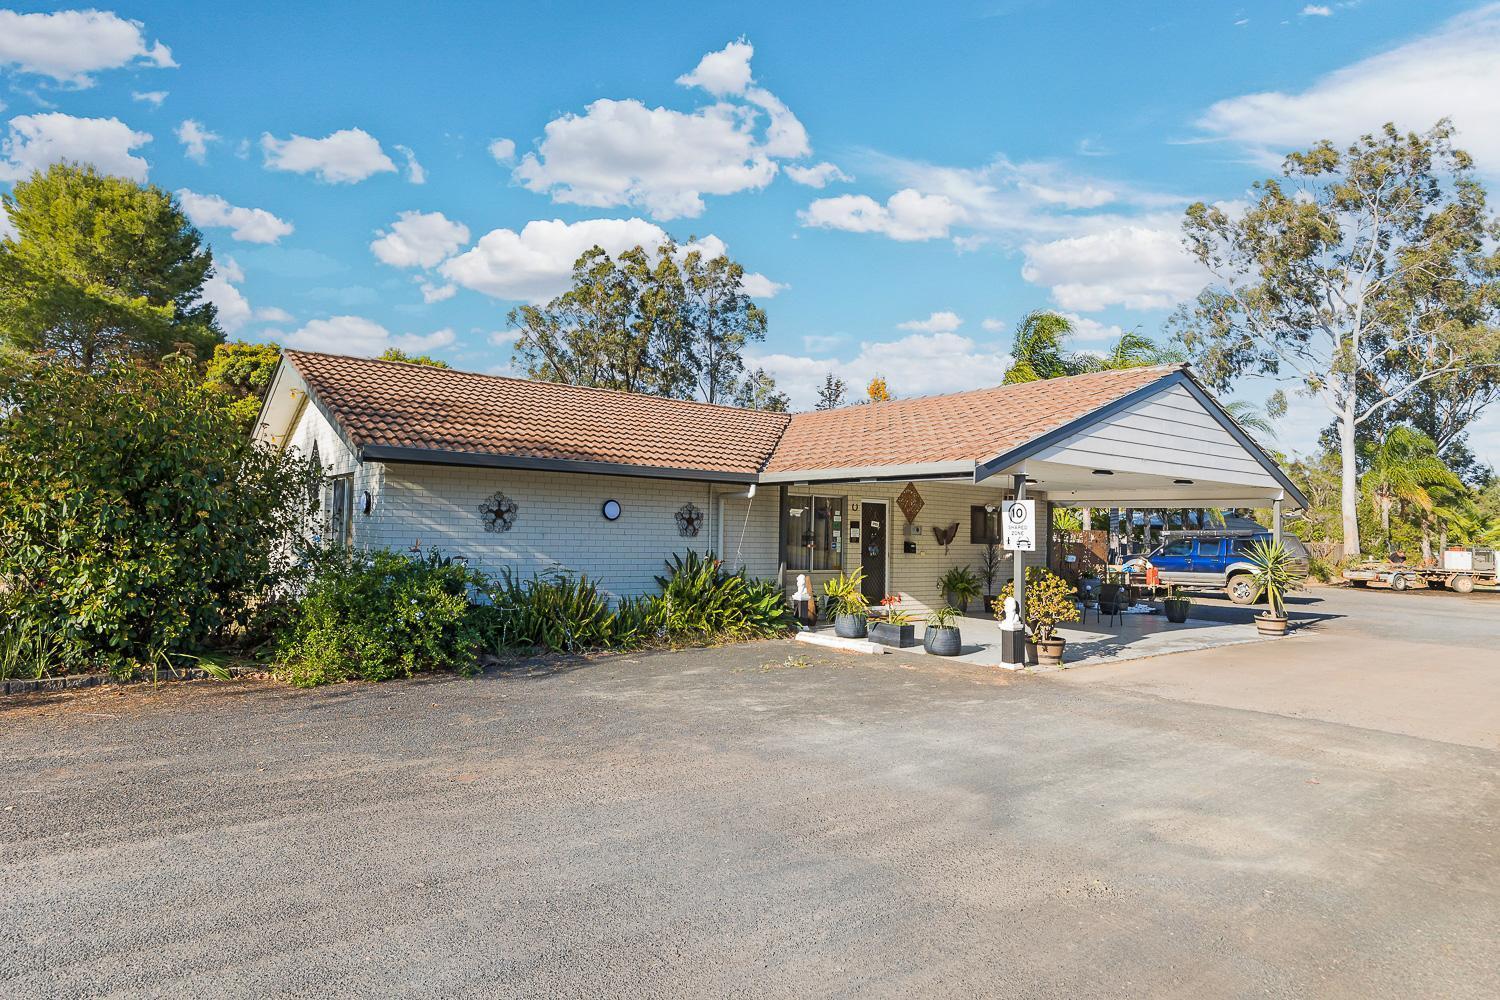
[1003,479,1034,665]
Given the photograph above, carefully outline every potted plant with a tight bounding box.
[923,604,963,656]
[937,565,982,612]
[870,595,916,648]
[997,567,1081,666]
[1162,585,1191,624]
[822,569,869,638]
[979,543,1003,612]
[1246,539,1295,636]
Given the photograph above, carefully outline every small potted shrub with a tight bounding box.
[979,543,1003,612]
[923,604,963,656]
[937,565,982,612]
[870,594,916,648]
[1246,539,1294,636]
[1162,585,1191,624]
[822,569,869,638]
[997,567,1081,666]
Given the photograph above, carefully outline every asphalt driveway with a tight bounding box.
[3,629,1498,998]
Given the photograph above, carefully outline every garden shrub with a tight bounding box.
[478,569,619,653]
[275,548,486,687]
[652,551,792,641]
[0,357,319,675]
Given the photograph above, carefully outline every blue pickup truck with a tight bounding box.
[1123,530,1310,605]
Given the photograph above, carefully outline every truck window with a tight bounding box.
[1195,539,1224,557]
[1161,539,1192,557]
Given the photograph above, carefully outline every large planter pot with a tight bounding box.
[923,625,962,656]
[869,622,916,648]
[1255,613,1289,636]
[945,592,971,613]
[1163,598,1191,624]
[834,612,868,639]
[1034,637,1066,666]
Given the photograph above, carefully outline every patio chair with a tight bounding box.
[1092,585,1124,628]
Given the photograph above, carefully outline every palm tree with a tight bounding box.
[1224,399,1274,435]
[1359,426,1463,556]
[1003,311,1076,384]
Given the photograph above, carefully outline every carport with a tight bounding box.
[764,364,1308,664]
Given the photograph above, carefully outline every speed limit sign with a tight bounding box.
[1003,499,1036,551]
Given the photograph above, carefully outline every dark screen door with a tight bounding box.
[861,502,887,603]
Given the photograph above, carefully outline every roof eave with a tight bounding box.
[361,445,759,484]
[759,460,978,484]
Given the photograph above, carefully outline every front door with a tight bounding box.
[860,502,887,604]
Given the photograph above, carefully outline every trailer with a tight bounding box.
[1342,547,1497,593]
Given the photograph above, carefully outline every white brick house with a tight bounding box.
[255,351,1307,611]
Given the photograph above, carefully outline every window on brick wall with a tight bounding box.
[326,474,353,547]
[782,494,844,571]
[970,505,1003,544]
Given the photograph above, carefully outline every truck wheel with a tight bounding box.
[1451,574,1476,594]
[1226,574,1260,605]
[1391,573,1409,592]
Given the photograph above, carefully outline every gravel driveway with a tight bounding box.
[3,638,1497,998]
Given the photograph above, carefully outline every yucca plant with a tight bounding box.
[1245,539,1295,618]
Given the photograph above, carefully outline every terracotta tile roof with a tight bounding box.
[765,365,1182,474]
[283,351,791,477]
[283,352,1181,480]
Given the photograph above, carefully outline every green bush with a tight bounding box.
[275,548,487,687]
[477,569,618,653]
[0,358,319,674]
[653,551,792,641]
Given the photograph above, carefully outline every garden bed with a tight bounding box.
[1,663,266,697]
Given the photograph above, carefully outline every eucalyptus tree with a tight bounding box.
[1174,120,1500,557]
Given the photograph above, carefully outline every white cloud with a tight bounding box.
[255,306,293,324]
[0,209,15,241]
[981,318,1006,332]
[1059,312,1126,342]
[176,119,217,163]
[897,310,963,334]
[440,217,671,302]
[0,9,174,87]
[675,39,754,96]
[177,189,293,244]
[488,137,515,162]
[132,90,167,107]
[395,144,425,184]
[260,128,396,184]
[751,331,1010,409]
[785,161,850,188]
[513,39,813,219]
[439,217,775,304]
[799,189,963,241]
[201,257,251,333]
[1197,4,1500,170]
[371,210,470,268]
[0,113,151,182]
[1301,5,1332,16]
[739,271,786,298]
[281,315,454,357]
[420,280,458,303]
[1020,223,1207,311]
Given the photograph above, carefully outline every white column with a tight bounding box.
[1273,497,1283,546]
[1012,474,1027,621]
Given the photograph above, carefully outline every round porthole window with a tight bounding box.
[601,499,621,521]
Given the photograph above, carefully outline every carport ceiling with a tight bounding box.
[1020,460,1289,508]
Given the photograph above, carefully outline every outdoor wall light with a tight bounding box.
[362,490,372,515]
[1091,469,1114,476]
[601,499,621,521]
[1173,479,1195,485]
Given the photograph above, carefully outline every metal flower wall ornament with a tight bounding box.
[477,491,518,532]
[675,502,703,537]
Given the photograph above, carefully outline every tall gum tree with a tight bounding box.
[1174,121,1500,557]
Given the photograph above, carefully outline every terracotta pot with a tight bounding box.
[834,612,868,639]
[1035,637,1066,665]
[1255,613,1288,636]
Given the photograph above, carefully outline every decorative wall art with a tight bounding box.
[932,522,960,553]
[675,502,703,537]
[477,490,518,532]
[896,482,925,523]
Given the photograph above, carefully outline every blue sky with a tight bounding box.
[2,1,1498,462]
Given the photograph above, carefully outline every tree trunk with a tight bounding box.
[1420,519,1433,565]
[1338,406,1361,558]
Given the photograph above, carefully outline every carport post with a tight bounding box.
[1272,498,1283,546]
[1012,474,1027,625]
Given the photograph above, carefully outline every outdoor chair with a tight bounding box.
[1091,585,1125,627]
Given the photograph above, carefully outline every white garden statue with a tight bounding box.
[792,574,812,602]
[999,596,1023,631]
